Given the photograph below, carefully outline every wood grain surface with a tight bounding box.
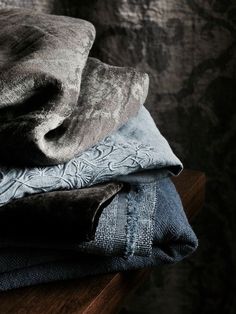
[0,170,206,314]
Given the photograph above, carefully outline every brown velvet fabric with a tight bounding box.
[0,182,123,243]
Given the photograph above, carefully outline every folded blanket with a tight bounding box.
[0,8,148,166]
[0,177,198,291]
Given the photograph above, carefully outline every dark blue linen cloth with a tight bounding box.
[0,177,198,291]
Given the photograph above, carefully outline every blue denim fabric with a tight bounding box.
[0,177,198,291]
[0,106,182,207]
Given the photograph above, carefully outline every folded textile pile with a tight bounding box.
[0,8,198,291]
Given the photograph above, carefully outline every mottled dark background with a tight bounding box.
[1,0,235,313]
[60,2,236,313]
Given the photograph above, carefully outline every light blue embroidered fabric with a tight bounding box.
[0,106,182,207]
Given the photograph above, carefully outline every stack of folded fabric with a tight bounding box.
[0,8,198,291]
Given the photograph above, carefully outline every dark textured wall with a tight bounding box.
[70,1,236,313]
[1,0,235,313]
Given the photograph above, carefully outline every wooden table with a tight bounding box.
[0,170,206,314]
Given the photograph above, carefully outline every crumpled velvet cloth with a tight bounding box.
[0,176,198,291]
[0,8,149,166]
